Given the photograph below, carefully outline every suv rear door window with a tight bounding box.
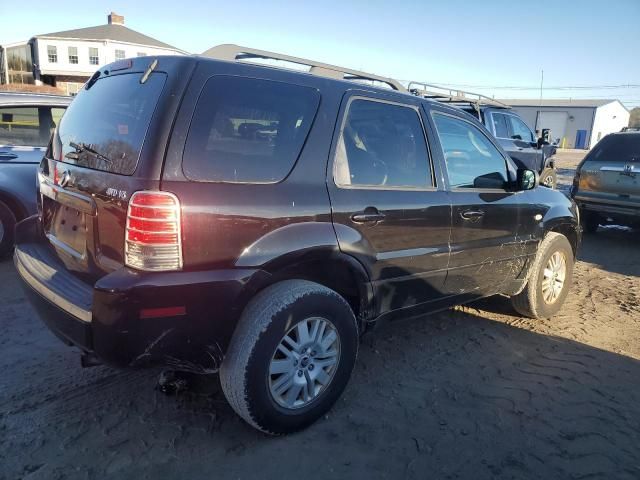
[54,72,166,175]
[507,115,535,142]
[334,99,432,188]
[433,113,508,189]
[490,112,510,138]
[182,76,320,183]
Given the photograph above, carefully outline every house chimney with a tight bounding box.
[108,12,124,25]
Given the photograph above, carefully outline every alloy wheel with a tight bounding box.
[268,317,341,409]
[542,175,555,188]
[541,251,567,304]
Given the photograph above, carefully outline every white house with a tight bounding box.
[1,12,186,95]
[499,99,630,149]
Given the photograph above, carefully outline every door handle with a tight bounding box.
[0,152,18,161]
[460,210,485,220]
[351,209,385,224]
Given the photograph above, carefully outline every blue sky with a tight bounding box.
[2,0,639,108]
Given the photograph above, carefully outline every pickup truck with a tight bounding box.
[409,83,558,188]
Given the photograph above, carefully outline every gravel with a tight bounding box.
[1,151,639,479]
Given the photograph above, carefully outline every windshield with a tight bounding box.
[53,72,166,175]
[590,134,640,162]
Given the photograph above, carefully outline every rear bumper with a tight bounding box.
[574,197,640,220]
[14,215,270,371]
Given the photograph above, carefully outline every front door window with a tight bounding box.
[432,113,509,189]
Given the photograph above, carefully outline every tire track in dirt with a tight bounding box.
[2,151,640,479]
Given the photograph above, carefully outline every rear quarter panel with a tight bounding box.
[161,60,345,271]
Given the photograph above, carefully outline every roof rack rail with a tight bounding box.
[407,81,510,111]
[202,44,407,92]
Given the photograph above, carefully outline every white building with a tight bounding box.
[499,99,630,149]
[1,12,186,95]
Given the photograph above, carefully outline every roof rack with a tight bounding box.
[202,44,407,92]
[407,81,510,112]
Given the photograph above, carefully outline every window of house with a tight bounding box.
[490,112,510,138]
[137,52,146,57]
[334,99,432,188]
[6,44,34,84]
[68,46,78,64]
[89,47,99,65]
[47,45,57,63]
[183,76,320,183]
[433,113,508,189]
[507,115,535,142]
[115,49,126,60]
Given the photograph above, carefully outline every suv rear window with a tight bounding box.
[182,76,320,183]
[54,72,166,175]
[590,134,640,162]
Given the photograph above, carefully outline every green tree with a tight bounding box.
[630,107,640,128]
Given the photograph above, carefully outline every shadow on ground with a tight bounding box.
[1,255,638,480]
[578,226,640,277]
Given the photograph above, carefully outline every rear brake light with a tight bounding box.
[571,169,581,196]
[125,191,183,271]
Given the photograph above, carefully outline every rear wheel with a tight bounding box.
[0,201,17,259]
[540,168,557,189]
[220,280,359,434]
[511,232,574,319]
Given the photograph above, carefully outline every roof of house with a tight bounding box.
[34,24,183,52]
[498,99,618,108]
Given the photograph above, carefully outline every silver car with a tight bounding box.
[0,92,71,256]
[571,131,640,232]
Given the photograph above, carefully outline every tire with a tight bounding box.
[0,201,17,259]
[220,280,359,435]
[582,212,600,234]
[540,168,557,189]
[511,232,574,319]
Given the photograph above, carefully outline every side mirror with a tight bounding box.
[517,168,538,191]
[511,134,523,140]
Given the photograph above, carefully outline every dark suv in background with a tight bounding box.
[409,83,558,188]
[14,45,580,434]
[0,92,70,256]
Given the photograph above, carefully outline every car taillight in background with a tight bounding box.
[570,168,581,197]
[125,191,183,271]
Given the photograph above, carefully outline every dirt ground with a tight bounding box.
[1,150,639,480]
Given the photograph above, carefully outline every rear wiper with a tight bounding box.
[66,141,112,165]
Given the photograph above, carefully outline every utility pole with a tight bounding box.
[537,69,544,132]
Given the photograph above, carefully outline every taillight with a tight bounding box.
[570,169,581,196]
[125,191,183,271]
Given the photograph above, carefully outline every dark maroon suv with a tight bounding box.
[14,46,580,434]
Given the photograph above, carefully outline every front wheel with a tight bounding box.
[540,168,557,189]
[220,280,359,434]
[511,232,574,319]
